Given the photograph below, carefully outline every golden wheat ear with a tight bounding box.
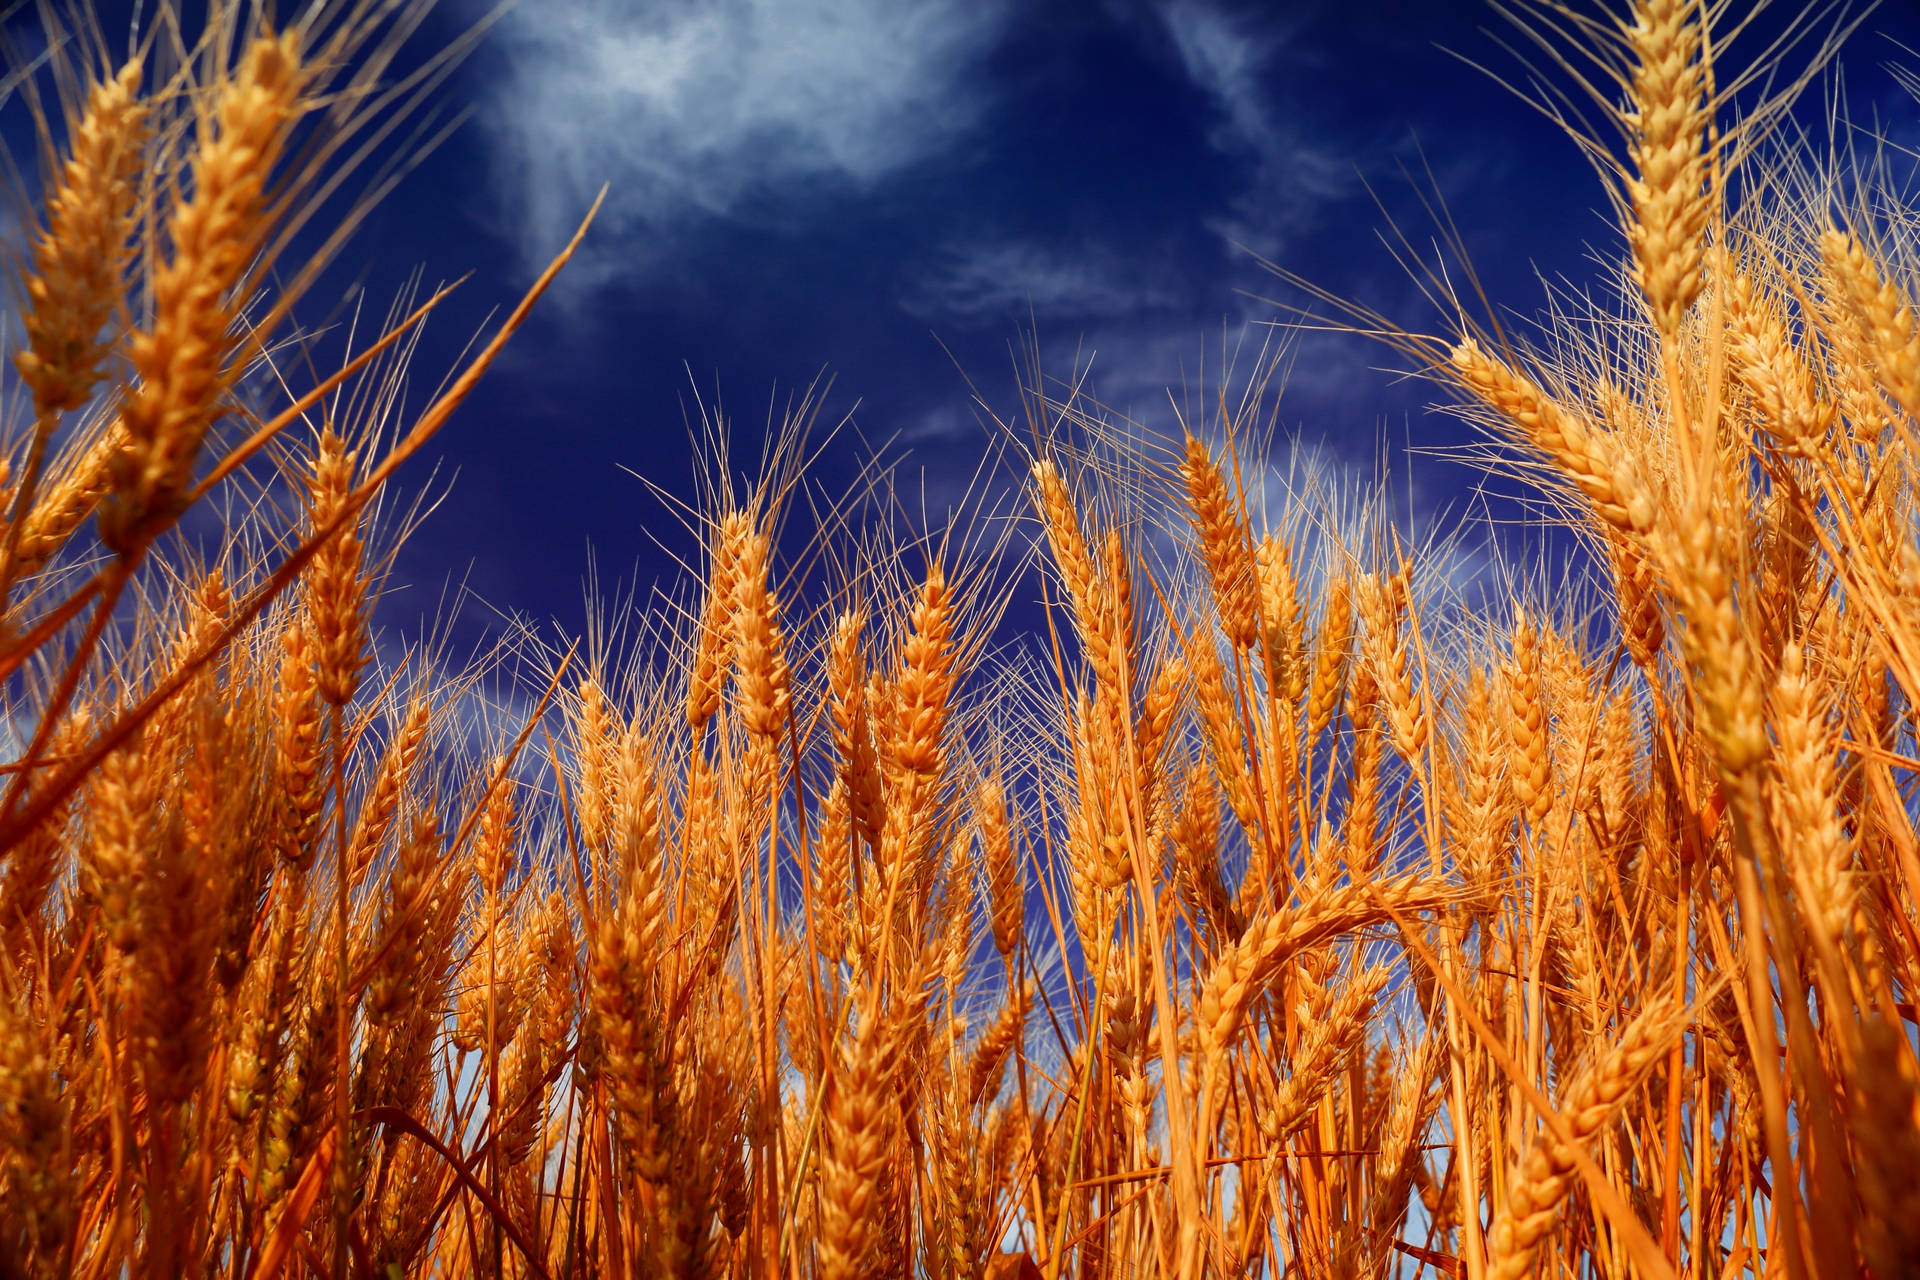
[101,31,309,560]
[1484,999,1688,1280]
[2,62,147,606]
[14,62,148,419]
[1623,0,1716,342]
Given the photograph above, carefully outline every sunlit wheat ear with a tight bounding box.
[1452,670,1513,903]
[1767,644,1850,947]
[1623,0,1714,340]
[965,979,1028,1106]
[1171,759,1236,942]
[223,912,282,1130]
[687,510,746,730]
[357,812,451,1110]
[83,731,150,955]
[1368,1034,1447,1240]
[572,674,613,852]
[1196,875,1450,1062]
[977,778,1022,958]
[1135,651,1183,802]
[1249,965,1386,1145]
[1818,228,1920,422]
[611,721,666,943]
[829,608,883,853]
[1254,532,1305,702]
[0,984,74,1274]
[892,562,956,777]
[817,1003,903,1280]
[815,777,855,963]
[1306,574,1353,736]
[345,697,431,889]
[1661,499,1768,777]
[937,840,978,997]
[1032,456,1117,687]
[15,62,147,418]
[255,971,336,1213]
[1182,433,1258,652]
[1100,524,1134,680]
[304,428,367,707]
[1605,532,1665,669]
[1031,457,1093,605]
[75,721,147,959]
[1357,564,1426,762]
[101,32,308,558]
[1504,611,1552,830]
[1187,626,1256,832]
[588,853,676,1182]
[1450,339,1655,536]
[1724,262,1835,452]
[1484,998,1686,1280]
[7,425,120,584]
[731,526,791,745]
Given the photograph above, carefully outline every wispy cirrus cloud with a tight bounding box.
[1154,0,1353,257]
[477,0,1011,281]
[900,238,1183,327]
[1159,0,1284,155]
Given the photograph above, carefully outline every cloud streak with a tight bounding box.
[1155,0,1352,257]
[900,238,1183,327]
[479,0,1010,279]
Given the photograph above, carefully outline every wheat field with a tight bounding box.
[0,0,1915,1277]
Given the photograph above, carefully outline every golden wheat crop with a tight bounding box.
[0,1,1915,1277]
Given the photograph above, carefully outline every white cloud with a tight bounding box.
[1154,0,1352,256]
[479,0,1010,279]
[900,239,1181,326]
[1160,0,1282,156]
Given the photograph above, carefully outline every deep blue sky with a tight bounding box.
[31,1,1920,649]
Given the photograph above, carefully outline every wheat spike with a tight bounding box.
[15,62,147,418]
[101,33,307,555]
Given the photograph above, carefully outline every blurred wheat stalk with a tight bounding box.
[0,1,1916,1279]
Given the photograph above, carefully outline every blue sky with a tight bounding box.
[47,1,1920,646]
